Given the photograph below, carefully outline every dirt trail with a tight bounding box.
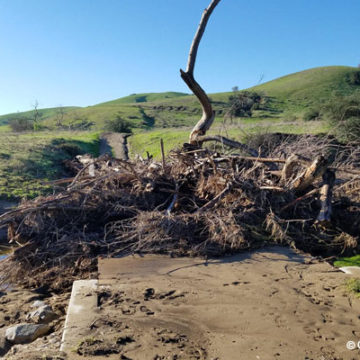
[99,132,130,160]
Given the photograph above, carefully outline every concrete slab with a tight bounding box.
[60,248,360,359]
[60,279,98,352]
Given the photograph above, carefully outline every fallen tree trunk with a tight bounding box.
[292,155,328,192]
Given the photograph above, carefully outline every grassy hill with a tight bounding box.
[94,91,189,106]
[249,65,360,113]
[1,66,359,131]
[0,106,79,126]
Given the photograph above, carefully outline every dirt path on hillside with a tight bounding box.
[99,133,130,160]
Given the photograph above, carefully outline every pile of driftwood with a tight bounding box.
[0,134,359,291]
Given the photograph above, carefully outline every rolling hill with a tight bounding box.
[0,106,80,126]
[1,66,359,131]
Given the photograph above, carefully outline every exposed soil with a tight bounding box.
[99,132,130,160]
[3,247,360,359]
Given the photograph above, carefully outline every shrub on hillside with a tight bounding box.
[9,117,34,132]
[303,108,321,121]
[325,93,360,142]
[105,115,132,133]
[347,71,360,86]
[68,118,94,130]
[228,91,263,117]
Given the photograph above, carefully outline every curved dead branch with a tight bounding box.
[181,0,257,156]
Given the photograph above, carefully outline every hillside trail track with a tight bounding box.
[99,132,130,160]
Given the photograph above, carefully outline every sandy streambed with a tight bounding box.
[2,247,360,360]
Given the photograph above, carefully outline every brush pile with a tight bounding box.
[0,134,359,291]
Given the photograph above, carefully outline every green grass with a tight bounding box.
[129,119,329,159]
[345,278,360,298]
[334,255,360,268]
[0,125,10,132]
[0,106,79,126]
[129,128,190,159]
[94,91,189,106]
[2,66,358,132]
[0,131,100,200]
[249,66,360,114]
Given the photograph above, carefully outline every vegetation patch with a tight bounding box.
[334,255,360,268]
[0,132,99,200]
[345,278,360,298]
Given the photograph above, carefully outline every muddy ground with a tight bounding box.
[2,247,360,360]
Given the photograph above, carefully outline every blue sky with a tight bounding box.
[0,0,359,115]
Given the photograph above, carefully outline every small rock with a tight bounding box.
[31,300,46,308]
[0,330,12,357]
[27,305,58,324]
[5,323,50,344]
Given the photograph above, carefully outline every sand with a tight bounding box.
[2,246,360,359]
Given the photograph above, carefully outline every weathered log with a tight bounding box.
[281,154,311,184]
[281,154,301,183]
[292,155,328,192]
[316,169,335,226]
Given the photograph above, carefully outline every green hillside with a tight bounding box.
[0,106,79,126]
[248,65,360,114]
[1,66,359,131]
[51,65,360,129]
[94,91,189,106]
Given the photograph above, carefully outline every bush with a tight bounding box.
[9,117,33,132]
[325,93,360,142]
[228,91,263,117]
[347,71,360,86]
[68,119,94,130]
[104,115,132,133]
[303,108,320,121]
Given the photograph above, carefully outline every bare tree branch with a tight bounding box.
[185,0,221,75]
[197,135,259,157]
[181,0,258,156]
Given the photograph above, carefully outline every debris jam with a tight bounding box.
[0,134,359,291]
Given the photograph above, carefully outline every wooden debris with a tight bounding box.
[0,136,359,292]
[316,170,336,226]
